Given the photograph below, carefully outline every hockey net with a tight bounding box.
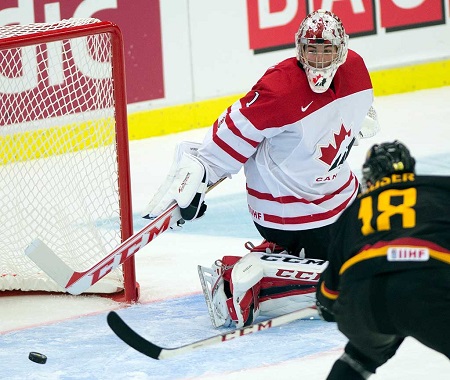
[0,18,138,302]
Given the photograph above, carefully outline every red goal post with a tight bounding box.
[0,18,139,302]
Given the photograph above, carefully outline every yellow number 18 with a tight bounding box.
[358,188,417,236]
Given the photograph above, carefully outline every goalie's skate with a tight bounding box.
[197,262,233,328]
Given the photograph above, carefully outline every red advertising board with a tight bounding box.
[0,0,164,104]
[379,0,445,31]
[247,0,445,53]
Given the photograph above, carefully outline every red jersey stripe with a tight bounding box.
[212,133,248,164]
[246,173,356,205]
[262,177,358,224]
[224,113,259,148]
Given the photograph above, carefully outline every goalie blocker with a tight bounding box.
[142,141,212,222]
[198,248,328,328]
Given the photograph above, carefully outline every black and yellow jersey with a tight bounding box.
[319,173,450,303]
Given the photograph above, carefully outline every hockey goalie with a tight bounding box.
[142,9,379,328]
[142,141,330,328]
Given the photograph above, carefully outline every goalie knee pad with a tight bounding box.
[198,255,260,328]
[226,283,261,328]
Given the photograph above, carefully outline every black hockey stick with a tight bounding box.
[107,307,317,360]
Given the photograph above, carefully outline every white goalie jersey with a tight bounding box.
[197,52,377,232]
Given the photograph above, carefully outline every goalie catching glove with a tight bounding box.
[355,105,380,145]
[142,141,209,221]
[198,244,328,328]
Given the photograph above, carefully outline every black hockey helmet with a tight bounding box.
[362,140,416,186]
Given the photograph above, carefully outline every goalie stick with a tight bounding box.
[107,306,317,360]
[25,178,225,295]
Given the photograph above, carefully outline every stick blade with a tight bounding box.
[25,238,74,292]
[107,311,163,360]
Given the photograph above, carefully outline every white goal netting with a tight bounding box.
[0,18,132,294]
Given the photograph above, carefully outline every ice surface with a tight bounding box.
[1,87,449,379]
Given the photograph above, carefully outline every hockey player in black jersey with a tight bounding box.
[317,140,450,379]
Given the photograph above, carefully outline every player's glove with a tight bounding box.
[142,141,208,221]
[316,299,336,322]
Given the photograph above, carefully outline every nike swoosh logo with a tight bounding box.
[246,91,259,107]
[301,101,313,112]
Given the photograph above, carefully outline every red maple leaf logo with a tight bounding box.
[318,124,351,166]
[313,74,323,84]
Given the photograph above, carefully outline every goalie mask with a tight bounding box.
[295,9,349,93]
[362,140,416,187]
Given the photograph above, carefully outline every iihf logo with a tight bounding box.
[387,247,429,261]
[390,248,399,259]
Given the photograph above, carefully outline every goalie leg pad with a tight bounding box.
[226,282,261,328]
[199,251,327,328]
[227,252,323,325]
[258,277,317,317]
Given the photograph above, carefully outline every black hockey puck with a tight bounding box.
[29,352,47,364]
